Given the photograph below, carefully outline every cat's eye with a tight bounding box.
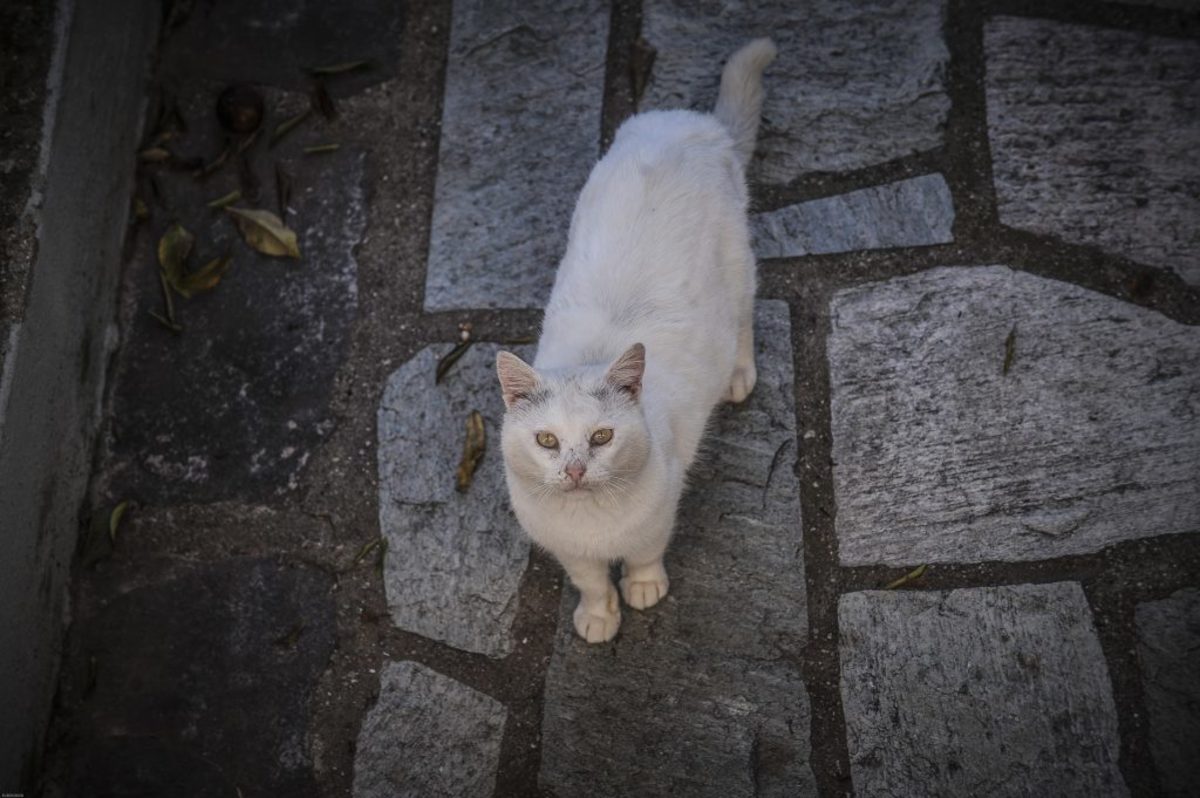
[536,431,559,449]
[590,428,613,446]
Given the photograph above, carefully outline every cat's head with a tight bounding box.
[495,344,651,498]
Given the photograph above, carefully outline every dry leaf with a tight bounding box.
[1002,324,1017,376]
[455,410,486,493]
[270,108,312,148]
[206,189,242,209]
[108,501,129,543]
[436,340,473,384]
[158,272,177,324]
[194,143,232,178]
[139,147,172,163]
[883,564,928,590]
[157,223,194,291]
[148,310,182,333]
[178,254,233,297]
[133,197,150,221]
[309,59,370,76]
[226,206,300,258]
[303,143,340,155]
[354,537,382,564]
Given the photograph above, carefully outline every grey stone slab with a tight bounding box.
[986,17,1200,285]
[840,583,1128,798]
[56,558,336,797]
[353,661,507,798]
[829,265,1200,566]
[751,174,954,259]
[378,344,532,657]
[101,104,365,504]
[159,0,406,92]
[423,0,608,311]
[643,0,950,185]
[1136,588,1200,797]
[539,302,813,797]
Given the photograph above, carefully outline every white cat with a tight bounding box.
[496,39,777,643]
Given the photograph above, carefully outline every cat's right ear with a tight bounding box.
[496,351,539,409]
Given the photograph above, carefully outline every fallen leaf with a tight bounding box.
[159,272,177,323]
[269,108,312,148]
[235,127,261,155]
[354,537,382,564]
[237,153,260,202]
[226,206,301,258]
[206,189,242,209]
[308,59,371,76]
[177,254,233,297]
[139,146,172,163]
[132,197,150,221]
[1002,324,1017,376]
[311,80,337,120]
[455,410,486,493]
[303,143,340,155]
[883,564,927,590]
[630,37,657,106]
[148,311,183,333]
[157,223,194,291]
[436,340,473,384]
[108,501,129,544]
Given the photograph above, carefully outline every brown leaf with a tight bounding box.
[1002,324,1017,376]
[303,143,340,155]
[436,340,473,384]
[269,108,312,148]
[206,189,242,209]
[132,197,150,221]
[225,206,301,258]
[308,59,371,76]
[108,500,129,543]
[157,222,194,291]
[178,254,233,297]
[455,410,487,493]
[883,564,928,590]
[139,146,172,163]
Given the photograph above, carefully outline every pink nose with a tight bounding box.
[565,462,586,486]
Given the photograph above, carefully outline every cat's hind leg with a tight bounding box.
[560,554,621,643]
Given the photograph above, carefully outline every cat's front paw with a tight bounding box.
[726,362,757,403]
[620,563,669,610]
[573,591,621,643]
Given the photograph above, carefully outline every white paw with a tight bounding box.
[726,361,757,403]
[573,590,621,643]
[620,571,669,610]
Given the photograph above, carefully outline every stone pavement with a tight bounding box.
[41,1,1199,796]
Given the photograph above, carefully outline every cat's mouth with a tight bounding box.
[561,482,593,494]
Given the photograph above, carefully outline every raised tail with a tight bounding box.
[713,38,777,169]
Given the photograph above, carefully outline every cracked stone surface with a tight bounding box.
[642,0,950,184]
[56,558,336,797]
[840,583,1128,797]
[377,343,533,657]
[353,661,507,798]
[829,266,1200,566]
[102,126,365,504]
[539,301,814,797]
[986,16,1200,285]
[423,0,608,311]
[1135,588,1200,797]
[751,174,954,259]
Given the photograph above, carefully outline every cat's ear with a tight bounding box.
[605,343,645,400]
[496,351,540,409]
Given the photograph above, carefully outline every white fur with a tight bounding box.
[498,39,776,643]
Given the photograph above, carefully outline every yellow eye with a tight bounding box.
[590,428,613,446]
[536,431,559,449]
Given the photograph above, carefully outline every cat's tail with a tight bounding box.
[713,38,777,169]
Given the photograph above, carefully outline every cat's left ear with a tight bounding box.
[496,351,540,409]
[605,343,645,400]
